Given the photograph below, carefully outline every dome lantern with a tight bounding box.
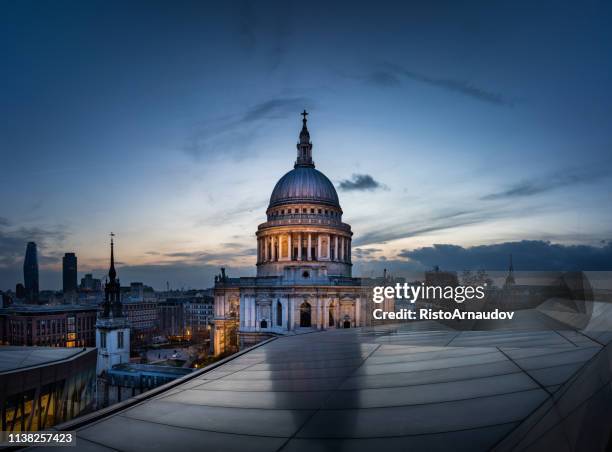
[295,109,314,168]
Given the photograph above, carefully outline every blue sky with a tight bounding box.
[1,0,611,290]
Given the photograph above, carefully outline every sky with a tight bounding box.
[1,0,612,290]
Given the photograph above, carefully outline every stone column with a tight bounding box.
[272,299,277,328]
[288,233,292,261]
[320,300,325,330]
[240,296,246,328]
[272,236,276,261]
[326,235,331,261]
[334,235,339,261]
[355,298,360,327]
[240,297,245,327]
[258,238,262,263]
[348,239,351,262]
[251,298,257,328]
[340,236,345,262]
[307,234,312,260]
[317,234,322,260]
[297,233,302,260]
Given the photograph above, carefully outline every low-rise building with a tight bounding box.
[0,305,97,347]
[157,298,186,339]
[184,292,214,340]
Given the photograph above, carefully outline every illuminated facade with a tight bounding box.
[0,347,96,431]
[213,112,382,355]
[0,305,96,347]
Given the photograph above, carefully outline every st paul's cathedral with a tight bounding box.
[213,112,393,355]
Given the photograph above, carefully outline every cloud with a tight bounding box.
[161,247,257,264]
[481,165,611,200]
[0,222,66,268]
[364,63,512,106]
[366,71,402,87]
[0,220,68,290]
[353,247,383,259]
[353,207,512,247]
[400,240,612,271]
[183,97,310,159]
[338,174,386,191]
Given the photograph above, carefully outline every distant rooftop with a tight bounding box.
[0,346,94,373]
[0,304,97,315]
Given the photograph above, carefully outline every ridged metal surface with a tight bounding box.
[269,166,340,208]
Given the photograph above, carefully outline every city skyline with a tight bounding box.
[2,1,612,290]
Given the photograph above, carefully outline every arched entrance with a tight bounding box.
[300,302,311,327]
[343,316,351,328]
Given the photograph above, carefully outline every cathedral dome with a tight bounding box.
[269,166,340,208]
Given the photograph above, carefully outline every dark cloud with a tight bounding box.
[162,247,256,263]
[400,240,612,271]
[353,247,383,259]
[353,207,512,247]
[0,221,68,290]
[184,97,310,159]
[481,165,611,200]
[196,197,268,227]
[366,71,402,87]
[365,63,512,106]
[338,174,386,191]
[220,242,248,249]
[0,223,66,268]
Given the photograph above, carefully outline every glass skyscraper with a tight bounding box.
[23,241,39,304]
[63,252,78,294]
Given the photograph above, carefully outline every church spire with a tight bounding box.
[102,233,122,319]
[108,232,116,281]
[295,110,314,168]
